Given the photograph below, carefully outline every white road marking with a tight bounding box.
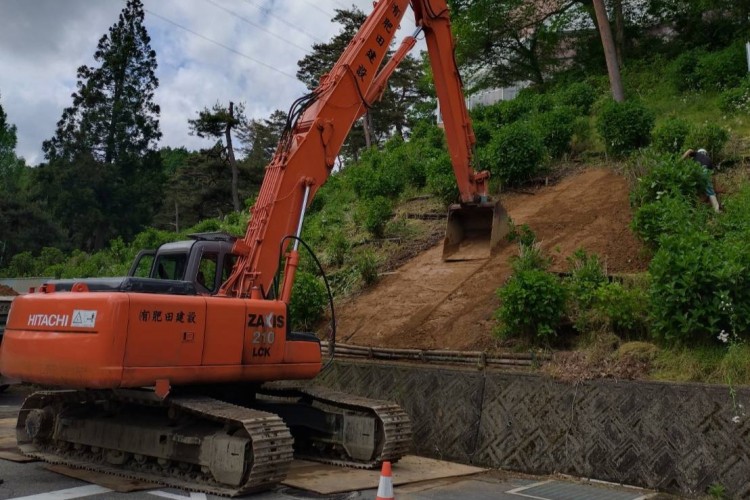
[8,485,112,500]
[506,479,555,499]
[149,492,208,499]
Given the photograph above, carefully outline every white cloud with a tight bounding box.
[0,0,424,164]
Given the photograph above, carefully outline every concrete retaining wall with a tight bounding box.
[316,360,750,498]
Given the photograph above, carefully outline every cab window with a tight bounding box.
[154,253,187,281]
[198,252,219,293]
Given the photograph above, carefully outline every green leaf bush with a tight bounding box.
[355,196,392,238]
[479,121,546,186]
[684,123,729,161]
[592,280,649,339]
[670,44,746,92]
[564,250,608,331]
[424,150,459,205]
[631,196,708,248]
[652,118,691,154]
[555,82,597,114]
[495,268,567,342]
[596,99,654,156]
[529,107,575,159]
[719,77,750,114]
[629,154,707,209]
[289,271,328,331]
[495,237,565,343]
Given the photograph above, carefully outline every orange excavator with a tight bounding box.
[0,0,506,495]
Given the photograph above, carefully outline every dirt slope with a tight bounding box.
[334,168,648,351]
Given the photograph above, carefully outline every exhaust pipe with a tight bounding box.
[442,200,509,261]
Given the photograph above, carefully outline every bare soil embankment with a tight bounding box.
[332,168,648,351]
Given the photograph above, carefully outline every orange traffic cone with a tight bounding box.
[375,460,394,500]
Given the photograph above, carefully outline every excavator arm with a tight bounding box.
[220,0,505,299]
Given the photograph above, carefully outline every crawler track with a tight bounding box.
[258,384,412,467]
[17,390,294,497]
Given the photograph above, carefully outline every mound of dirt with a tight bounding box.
[330,168,648,351]
[0,285,18,296]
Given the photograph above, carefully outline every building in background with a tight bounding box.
[436,84,528,126]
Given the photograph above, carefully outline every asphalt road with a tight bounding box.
[0,387,671,500]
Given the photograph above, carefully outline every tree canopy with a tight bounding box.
[36,0,163,251]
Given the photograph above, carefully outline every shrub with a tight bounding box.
[556,82,597,114]
[719,77,750,114]
[424,150,459,205]
[593,280,649,339]
[693,43,747,91]
[670,44,746,92]
[346,148,405,200]
[511,241,550,273]
[354,249,380,286]
[472,120,493,148]
[530,107,576,158]
[596,99,654,156]
[649,231,718,343]
[629,154,707,208]
[479,121,546,186]
[495,268,567,342]
[669,49,704,92]
[289,271,328,331]
[685,123,729,161]
[719,184,750,235]
[131,227,181,251]
[479,97,536,127]
[649,231,750,344]
[632,196,709,247]
[652,118,691,154]
[564,250,608,331]
[6,251,35,277]
[506,220,537,248]
[381,135,427,189]
[570,116,594,154]
[355,196,392,238]
[326,230,350,267]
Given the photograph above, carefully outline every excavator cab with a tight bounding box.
[128,232,237,294]
[442,200,509,261]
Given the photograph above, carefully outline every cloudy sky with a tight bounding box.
[0,0,423,165]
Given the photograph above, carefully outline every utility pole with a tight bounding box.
[592,0,625,102]
[226,102,240,212]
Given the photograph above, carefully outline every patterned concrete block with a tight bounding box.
[315,360,750,498]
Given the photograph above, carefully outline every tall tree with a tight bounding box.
[450,0,580,89]
[238,109,286,185]
[38,0,163,251]
[188,101,247,212]
[0,92,26,195]
[297,7,427,161]
[156,146,235,230]
[0,94,62,267]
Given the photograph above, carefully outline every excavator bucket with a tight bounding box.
[442,200,509,261]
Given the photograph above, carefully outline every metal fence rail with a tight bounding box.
[321,342,549,368]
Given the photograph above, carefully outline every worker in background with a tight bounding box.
[682,148,721,213]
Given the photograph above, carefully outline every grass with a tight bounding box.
[650,343,750,385]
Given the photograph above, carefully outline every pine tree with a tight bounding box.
[188,101,247,212]
[38,0,163,251]
[43,0,160,162]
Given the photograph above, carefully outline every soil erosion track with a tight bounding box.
[334,168,648,351]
